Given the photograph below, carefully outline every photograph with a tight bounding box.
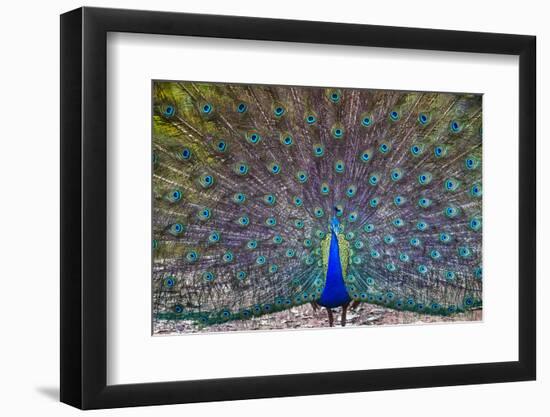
[152,81,483,335]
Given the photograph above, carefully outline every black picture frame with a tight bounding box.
[60,6,536,410]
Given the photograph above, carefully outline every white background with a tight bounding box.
[108,33,518,384]
[0,0,546,415]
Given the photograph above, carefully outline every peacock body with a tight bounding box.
[152,81,482,332]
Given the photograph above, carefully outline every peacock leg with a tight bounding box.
[326,308,334,327]
[341,302,350,327]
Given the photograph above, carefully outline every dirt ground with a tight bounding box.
[154,303,482,335]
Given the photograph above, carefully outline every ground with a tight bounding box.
[153,303,482,335]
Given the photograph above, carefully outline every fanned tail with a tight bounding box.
[152,81,482,329]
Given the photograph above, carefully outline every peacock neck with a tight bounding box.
[318,230,351,308]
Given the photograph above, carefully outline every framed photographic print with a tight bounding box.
[60,6,536,410]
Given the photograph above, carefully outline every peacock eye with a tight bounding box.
[450,120,461,132]
[379,143,390,153]
[163,105,175,117]
[274,106,285,117]
[181,148,192,160]
[471,183,482,197]
[331,125,344,139]
[245,131,262,144]
[200,103,213,115]
[296,171,308,182]
[439,233,451,243]
[444,178,460,191]
[346,185,357,197]
[470,217,482,231]
[281,134,293,146]
[237,102,247,113]
[269,163,281,174]
[234,162,249,175]
[202,271,215,282]
[164,276,175,287]
[199,174,215,188]
[419,113,428,124]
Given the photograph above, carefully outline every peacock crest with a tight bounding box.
[152,81,482,333]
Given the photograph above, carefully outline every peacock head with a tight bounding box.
[330,216,340,234]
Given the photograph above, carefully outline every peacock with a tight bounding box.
[152,81,482,332]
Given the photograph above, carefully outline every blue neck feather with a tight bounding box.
[318,230,351,308]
